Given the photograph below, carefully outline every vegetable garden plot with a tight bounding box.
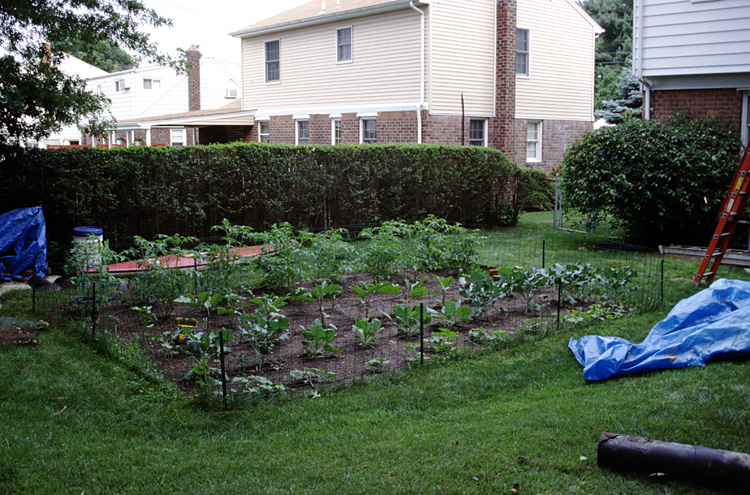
[29,222,664,403]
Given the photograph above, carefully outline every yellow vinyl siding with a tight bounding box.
[429,0,496,116]
[516,0,596,121]
[241,9,422,111]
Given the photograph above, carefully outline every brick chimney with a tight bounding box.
[490,0,518,160]
[187,45,201,112]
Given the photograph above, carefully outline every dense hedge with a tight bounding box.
[0,142,547,247]
[561,117,742,245]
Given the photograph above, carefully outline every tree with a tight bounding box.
[0,0,183,145]
[53,37,135,73]
[595,62,642,124]
[580,0,634,112]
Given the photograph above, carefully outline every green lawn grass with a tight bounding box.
[1,233,749,494]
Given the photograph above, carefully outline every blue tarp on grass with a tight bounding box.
[569,278,750,381]
[0,207,48,281]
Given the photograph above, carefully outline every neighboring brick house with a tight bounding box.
[633,0,750,147]
[229,0,602,172]
[79,46,246,147]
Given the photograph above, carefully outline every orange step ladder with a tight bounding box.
[693,146,750,285]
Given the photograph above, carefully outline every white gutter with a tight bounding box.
[410,1,425,144]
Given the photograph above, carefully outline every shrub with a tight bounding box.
[560,117,742,244]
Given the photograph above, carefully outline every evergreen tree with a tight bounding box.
[596,63,642,124]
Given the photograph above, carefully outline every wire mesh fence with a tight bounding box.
[29,227,664,406]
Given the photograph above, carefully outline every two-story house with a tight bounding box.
[80,46,244,147]
[229,0,602,172]
[633,0,750,147]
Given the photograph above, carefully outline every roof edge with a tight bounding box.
[230,0,429,39]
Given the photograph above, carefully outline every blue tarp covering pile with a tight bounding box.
[569,278,750,380]
[0,207,48,281]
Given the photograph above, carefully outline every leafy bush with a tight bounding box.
[561,117,742,244]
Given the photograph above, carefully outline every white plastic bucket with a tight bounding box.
[72,226,104,270]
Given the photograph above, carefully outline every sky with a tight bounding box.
[142,0,311,65]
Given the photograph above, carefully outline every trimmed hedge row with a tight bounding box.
[0,142,548,246]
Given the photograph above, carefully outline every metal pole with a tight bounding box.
[420,303,424,365]
[557,280,562,331]
[194,257,198,293]
[542,240,546,269]
[219,330,228,410]
[553,174,559,230]
[92,283,97,336]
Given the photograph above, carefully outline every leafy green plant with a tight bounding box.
[237,310,290,371]
[431,274,454,308]
[426,330,457,354]
[392,304,431,338]
[304,228,356,283]
[367,358,390,371]
[295,281,342,327]
[401,278,428,304]
[351,281,400,320]
[468,327,508,344]
[507,267,550,313]
[563,302,629,325]
[546,263,597,305]
[351,318,383,347]
[290,368,337,396]
[300,319,342,358]
[231,374,286,398]
[434,299,472,328]
[130,305,157,328]
[127,234,197,316]
[359,222,410,280]
[592,266,636,303]
[459,270,507,319]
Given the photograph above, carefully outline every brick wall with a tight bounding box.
[187,46,201,112]
[651,88,743,132]
[514,119,592,173]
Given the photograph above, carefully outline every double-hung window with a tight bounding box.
[143,78,160,90]
[516,28,529,76]
[526,121,542,162]
[469,119,487,146]
[265,40,280,83]
[332,118,342,145]
[296,120,309,145]
[259,121,270,143]
[171,129,184,147]
[360,119,376,144]
[337,27,352,62]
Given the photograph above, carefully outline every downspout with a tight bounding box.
[633,0,652,120]
[410,1,425,144]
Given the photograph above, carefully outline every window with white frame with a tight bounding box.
[115,79,126,92]
[360,118,376,144]
[171,128,184,147]
[143,78,160,90]
[469,119,487,146]
[296,120,309,145]
[265,40,280,83]
[332,118,342,145]
[259,121,270,143]
[516,28,529,76]
[337,27,352,62]
[526,121,541,162]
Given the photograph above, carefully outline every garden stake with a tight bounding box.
[92,284,97,336]
[557,280,562,330]
[420,303,424,365]
[194,258,198,293]
[542,240,546,268]
[661,259,665,305]
[219,329,227,410]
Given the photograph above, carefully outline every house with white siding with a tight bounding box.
[229,0,602,171]
[73,47,244,147]
[633,0,750,147]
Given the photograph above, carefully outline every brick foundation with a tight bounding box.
[651,88,743,132]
